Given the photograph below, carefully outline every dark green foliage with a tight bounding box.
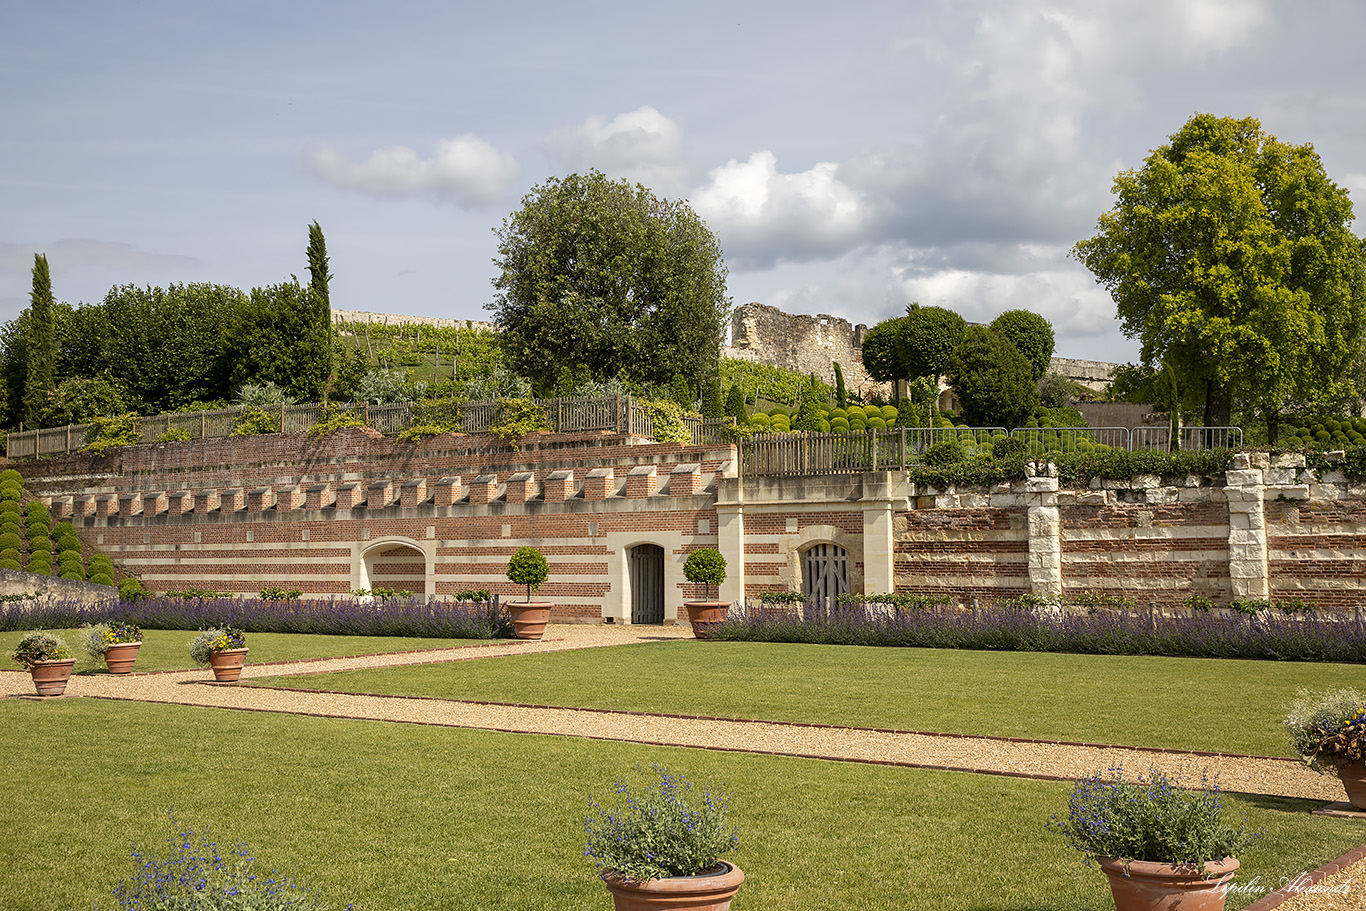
[669,374,693,409]
[858,317,905,384]
[989,310,1055,381]
[792,377,826,431]
[991,437,1028,461]
[28,535,53,555]
[118,577,144,601]
[26,551,52,574]
[1037,372,1076,409]
[23,253,56,427]
[37,373,130,426]
[700,375,724,420]
[225,280,331,401]
[1054,448,1234,485]
[901,305,968,383]
[490,170,729,394]
[723,384,747,424]
[89,572,114,587]
[922,439,967,466]
[947,326,1038,427]
[895,398,922,428]
[305,222,337,400]
[0,532,19,551]
[506,546,549,600]
[833,361,847,405]
[0,469,21,486]
[81,412,143,455]
[683,547,726,600]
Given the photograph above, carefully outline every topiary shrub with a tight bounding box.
[25,553,53,575]
[0,482,21,502]
[506,546,549,602]
[118,577,145,601]
[683,547,727,601]
[922,439,967,466]
[27,535,53,555]
[89,572,114,587]
[991,437,1028,461]
[0,531,20,552]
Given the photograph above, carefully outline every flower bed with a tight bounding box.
[0,594,511,639]
[711,600,1366,662]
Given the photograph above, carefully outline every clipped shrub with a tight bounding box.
[0,468,21,485]
[506,546,549,601]
[0,531,20,552]
[0,553,20,571]
[89,572,115,587]
[922,439,967,466]
[25,552,52,575]
[683,547,727,600]
[119,577,145,601]
[27,535,53,555]
[0,481,21,502]
[89,553,114,574]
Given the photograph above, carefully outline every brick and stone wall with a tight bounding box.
[11,432,1364,620]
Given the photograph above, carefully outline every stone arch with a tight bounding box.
[355,536,435,600]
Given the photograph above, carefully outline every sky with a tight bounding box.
[3,0,1365,366]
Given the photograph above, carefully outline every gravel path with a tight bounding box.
[4,622,1363,908]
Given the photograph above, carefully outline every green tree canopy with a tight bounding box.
[901,305,967,384]
[1073,113,1366,442]
[224,280,332,401]
[946,326,1038,427]
[489,170,730,395]
[858,317,906,385]
[989,310,1054,382]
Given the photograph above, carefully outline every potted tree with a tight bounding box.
[1285,688,1366,808]
[1052,767,1250,911]
[189,626,249,683]
[83,621,143,674]
[506,546,552,640]
[11,630,76,696]
[585,764,743,911]
[682,548,729,639]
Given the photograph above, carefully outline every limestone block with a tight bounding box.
[1265,468,1297,486]
[989,481,1013,495]
[1182,474,1203,488]
[1025,477,1058,493]
[1026,491,1058,508]
[1231,453,1252,470]
[958,493,989,508]
[1249,452,1271,470]
[1323,469,1347,484]
[1102,478,1131,490]
[1228,528,1265,547]
[1177,488,1213,503]
[1228,561,1268,579]
[1350,484,1366,499]
[933,495,959,509]
[1223,486,1264,504]
[1028,507,1061,537]
[989,493,1026,508]
[1228,510,1264,531]
[1225,469,1263,487]
[1145,487,1178,505]
[1271,452,1306,469]
[1309,483,1348,500]
[1267,485,1310,501]
[1132,474,1159,490]
[1069,491,1108,507]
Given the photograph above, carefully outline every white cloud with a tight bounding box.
[547,106,687,195]
[305,135,519,207]
[0,240,199,275]
[692,152,870,269]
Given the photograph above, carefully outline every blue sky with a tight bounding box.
[3,0,1364,364]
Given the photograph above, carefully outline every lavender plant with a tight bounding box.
[1050,767,1252,867]
[584,765,740,882]
[1285,688,1366,773]
[98,812,343,910]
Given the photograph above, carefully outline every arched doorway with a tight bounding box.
[360,540,429,597]
[628,543,665,624]
[802,542,849,606]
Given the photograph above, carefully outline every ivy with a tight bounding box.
[638,399,698,445]
[488,397,551,449]
[81,412,143,456]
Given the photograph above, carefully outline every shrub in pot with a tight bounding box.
[585,764,743,911]
[505,546,551,640]
[1052,767,1251,911]
[189,626,249,683]
[11,630,76,696]
[83,621,143,674]
[1285,688,1366,809]
[682,548,728,639]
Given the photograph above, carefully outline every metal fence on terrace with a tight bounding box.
[4,395,740,459]
[740,425,1243,477]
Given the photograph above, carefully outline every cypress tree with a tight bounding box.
[23,253,55,427]
[306,221,336,400]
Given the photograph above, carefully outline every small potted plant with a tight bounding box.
[1285,687,1366,809]
[1051,767,1250,911]
[12,630,76,696]
[189,626,248,683]
[682,548,728,639]
[83,621,143,674]
[505,546,552,640]
[585,764,743,911]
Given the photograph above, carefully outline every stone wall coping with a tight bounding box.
[670,463,701,475]
[546,469,574,480]
[507,471,534,482]
[401,477,426,488]
[367,479,392,490]
[433,476,461,486]
[472,473,497,484]
[628,465,656,477]
[586,467,614,478]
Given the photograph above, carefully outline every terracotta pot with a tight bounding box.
[683,601,730,639]
[507,601,552,640]
[1336,759,1366,810]
[1098,856,1238,911]
[29,658,77,697]
[103,641,142,675]
[602,861,744,911]
[208,647,249,683]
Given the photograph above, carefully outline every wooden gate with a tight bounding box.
[802,543,849,606]
[628,544,665,624]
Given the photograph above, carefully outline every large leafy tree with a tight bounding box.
[224,280,331,400]
[946,327,1038,427]
[989,310,1054,382]
[1074,113,1366,443]
[859,304,966,403]
[489,170,730,394]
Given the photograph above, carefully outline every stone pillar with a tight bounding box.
[1225,452,1270,602]
[862,502,895,595]
[1026,462,1062,599]
[716,502,745,604]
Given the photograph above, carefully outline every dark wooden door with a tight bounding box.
[628,544,665,624]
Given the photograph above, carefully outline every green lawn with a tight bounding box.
[0,628,484,674]
[251,640,1366,757]
[2,697,1362,911]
